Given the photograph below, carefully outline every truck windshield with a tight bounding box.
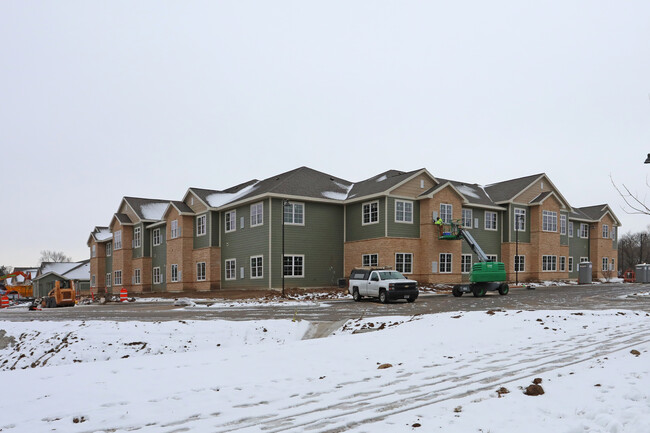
[378,271,406,280]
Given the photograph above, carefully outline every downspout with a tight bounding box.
[268,197,272,290]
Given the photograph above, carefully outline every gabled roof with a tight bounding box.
[87,226,112,245]
[34,260,90,282]
[123,197,171,222]
[426,178,497,208]
[113,213,133,225]
[484,173,544,203]
[347,169,423,201]
[577,204,622,226]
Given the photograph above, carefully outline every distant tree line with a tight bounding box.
[618,228,650,272]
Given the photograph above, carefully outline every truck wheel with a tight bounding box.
[353,288,361,302]
[406,296,416,303]
[379,290,388,304]
[472,286,486,297]
[498,283,509,295]
[452,286,463,297]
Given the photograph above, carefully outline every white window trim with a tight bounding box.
[106,242,112,257]
[486,254,498,263]
[580,257,589,263]
[568,257,574,273]
[134,227,141,248]
[440,204,453,224]
[92,244,96,257]
[439,253,452,274]
[542,210,558,232]
[569,221,574,238]
[170,220,179,239]
[91,275,96,287]
[560,256,566,272]
[395,200,414,224]
[197,262,207,281]
[114,270,122,286]
[579,223,589,239]
[225,259,236,280]
[362,253,379,267]
[153,267,161,284]
[153,228,161,246]
[284,202,305,226]
[362,201,379,226]
[462,209,473,229]
[106,273,112,287]
[283,254,305,278]
[114,230,122,250]
[602,224,609,239]
[514,255,525,272]
[196,214,207,237]
[250,255,264,279]
[461,254,472,274]
[250,202,264,227]
[560,215,567,236]
[171,264,179,283]
[514,208,526,232]
[225,210,237,233]
[395,252,414,274]
[542,255,558,272]
[602,257,609,272]
[484,211,498,231]
[134,269,141,285]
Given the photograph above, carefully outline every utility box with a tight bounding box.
[635,264,649,283]
[578,262,592,284]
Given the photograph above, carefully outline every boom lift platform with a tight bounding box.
[438,220,509,297]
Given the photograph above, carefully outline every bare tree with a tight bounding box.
[39,250,72,264]
[0,265,13,276]
[611,175,650,215]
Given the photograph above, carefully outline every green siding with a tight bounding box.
[508,205,530,243]
[105,244,113,275]
[387,198,420,238]
[151,224,167,292]
[132,223,144,259]
[220,201,270,289]
[193,213,210,249]
[569,233,590,278]
[346,198,386,241]
[211,211,220,247]
[461,210,503,261]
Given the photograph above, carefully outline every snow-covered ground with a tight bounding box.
[1,309,649,432]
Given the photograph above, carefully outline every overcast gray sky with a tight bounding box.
[1,1,649,267]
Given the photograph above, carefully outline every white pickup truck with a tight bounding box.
[348,267,418,304]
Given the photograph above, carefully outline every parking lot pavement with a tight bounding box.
[1,283,649,323]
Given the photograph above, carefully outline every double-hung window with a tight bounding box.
[440,204,452,223]
[395,200,413,223]
[568,257,574,272]
[153,228,161,246]
[560,215,567,235]
[91,245,96,257]
[153,267,161,284]
[602,257,609,272]
[514,208,526,231]
[396,253,413,274]
[542,255,557,271]
[569,221,574,237]
[462,209,473,228]
[250,202,264,227]
[362,254,378,267]
[284,202,305,225]
[171,264,179,282]
[283,255,304,277]
[251,256,263,279]
[485,211,497,231]
[134,269,141,285]
[133,227,141,248]
[106,242,112,257]
[225,211,236,233]
[114,230,122,249]
[542,210,557,232]
[602,224,609,239]
[362,201,379,225]
[225,259,236,280]
[196,215,207,236]
[514,255,525,272]
[114,270,122,286]
[560,256,566,272]
[197,262,206,281]
[106,273,112,287]
[170,220,179,239]
[439,253,452,273]
[486,254,498,263]
[580,223,589,239]
[461,254,472,274]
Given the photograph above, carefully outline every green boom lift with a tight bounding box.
[438,220,509,297]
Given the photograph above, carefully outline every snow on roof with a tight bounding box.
[63,262,90,280]
[206,183,260,208]
[375,175,388,182]
[321,181,353,201]
[41,262,80,276]
[140,203,169,220]
[457,185,480,199]
[95,228,113,241]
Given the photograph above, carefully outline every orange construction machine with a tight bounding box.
[41,280,76,308]
[0,271,33,298]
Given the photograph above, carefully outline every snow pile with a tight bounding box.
[1,310,649,433]
[139,202,168,220]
